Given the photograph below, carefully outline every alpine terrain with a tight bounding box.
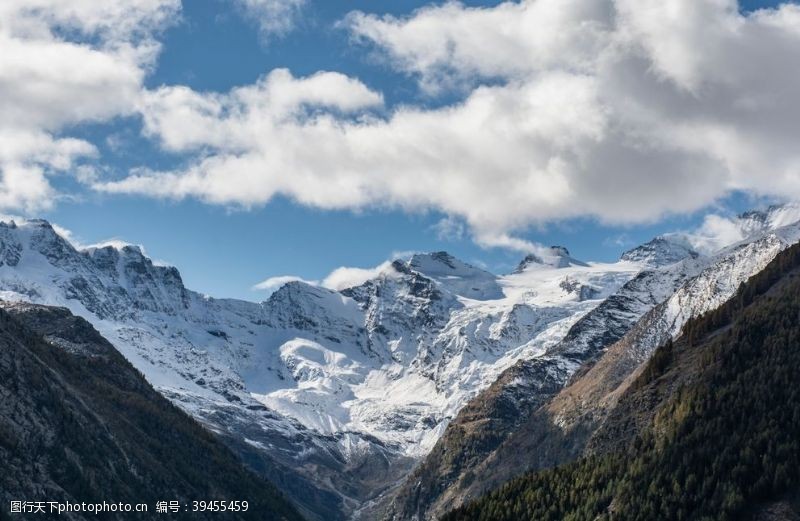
[0,205,799,520]
[0,302,302,521]
[385,205,800,520]
[444,232,800,521]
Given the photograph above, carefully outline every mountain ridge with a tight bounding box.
[0,217,638,519]
[1,206,798,520]
[384,206,800,520]
[0,301,302,521]
[444,239,800,521]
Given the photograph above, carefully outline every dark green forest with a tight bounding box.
[444,242,800,521]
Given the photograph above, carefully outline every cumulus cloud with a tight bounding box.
[2,0,793,250]
[0,0,179,213]
[232,0,307,40]
[136,68,384,154]
[91,0,800,249]
[344,0,611,93]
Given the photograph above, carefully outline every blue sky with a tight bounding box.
[10,0,794,299]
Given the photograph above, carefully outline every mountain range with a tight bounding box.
[0,302,301,521]
[2,204,800,520]
[444,237,800,521]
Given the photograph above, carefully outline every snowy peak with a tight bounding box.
[407,251,486,280]
[406,251,503,300]
[262,281,363,342]
[0,217,190,319]
[515,246,588,272]
[686,204,800,255]
[344,259,447,304]
[618,204,800,268]
[21,219,82,268]
[265,280,356,318]
[267,279,331,302]
[738,203,800,235]
[620,235,699,267]
[408,251,460,272]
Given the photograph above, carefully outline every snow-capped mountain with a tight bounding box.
[514,246,589,272]
[1,205,798,520]
[384,239,706,519]
[0,218,639,519]
[407,251,504,300]
[620,236,700,267]
[385,206,800,520]
[451,215,800,516]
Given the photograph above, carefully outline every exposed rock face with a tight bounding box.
[407,252,504,300]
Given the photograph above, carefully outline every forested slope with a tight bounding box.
[444,242,800,521]
[0,303,303,521]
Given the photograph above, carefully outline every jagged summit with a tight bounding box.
[617,204,800,270]
[406,251,504,300]
[3,217,62,235]
[409,251,459,270]
[0,217,189,319]
[515,254,542,272]
[408,251,484,277]
[620,235,699,267]
[84,240,146,256]
[515,246,588,272]
[3,217,150,263]
[737,203,800,236]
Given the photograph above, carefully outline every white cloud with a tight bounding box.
[603,233,635,249]
[100,71,618,241]
[232,0,307,40]
[472,231,544,254]
[252,274,319,292]
[686,213,748,254]
[322,261,396,291]
[1,0,798,256]
[344,0,611,93]
[136,68,384,154]
[50,223,81,247]
[431,216,466,241]
[684,202,800,253]
[93,0,800,249]
[0,0,179,213]
[253,259,397,294]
